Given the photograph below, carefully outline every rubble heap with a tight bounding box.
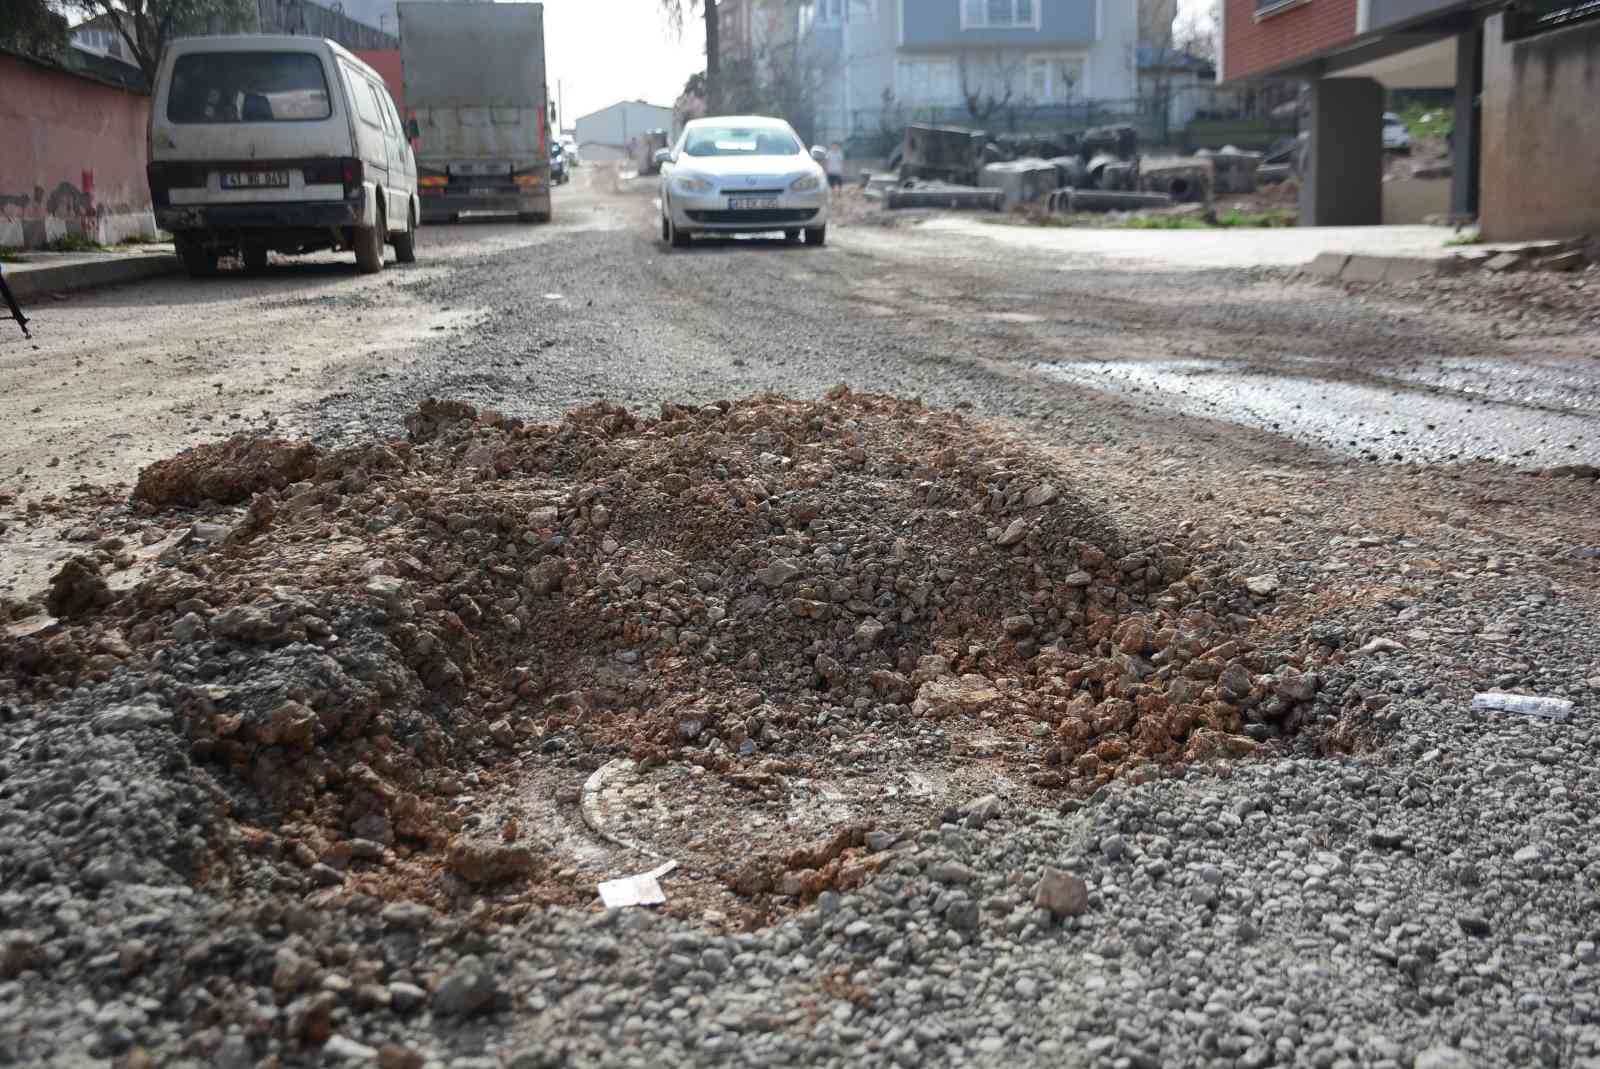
[2,391,1329,909]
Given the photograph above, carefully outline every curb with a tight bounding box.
[5,254,182,300]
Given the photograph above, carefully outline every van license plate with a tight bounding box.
[728,197,780,211]
[221,171,290,190]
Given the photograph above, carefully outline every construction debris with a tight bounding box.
[0,391,1336,917]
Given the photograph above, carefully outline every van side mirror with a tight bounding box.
[653,148,673,166]
[811,145,827,162]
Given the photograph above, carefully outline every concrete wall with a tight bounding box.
[0,52,157,249]
[1479,13,1600,241]
[1223,0,1358,79]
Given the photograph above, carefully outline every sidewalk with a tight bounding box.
[921,220,1491,272]
[2,244,181,300]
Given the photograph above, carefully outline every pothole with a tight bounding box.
[0,391,1358,929]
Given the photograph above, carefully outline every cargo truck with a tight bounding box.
[399,1,552,223]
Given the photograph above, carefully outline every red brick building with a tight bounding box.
[1220,0,1600,238]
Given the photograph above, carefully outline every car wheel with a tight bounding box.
[784,229,801,242]
[393,205,417,264]
[670,218,691,248]
[177,235,219,278]
[241,242,268,273]
[355,205,385,274]
[517,211,551,223]
[804,225,827,247]
[662,213,671,243]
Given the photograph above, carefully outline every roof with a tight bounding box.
[1137,46,1215,72]
[574,99,674,123]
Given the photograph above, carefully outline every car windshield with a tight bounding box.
[682,125,801,158]
[167,51,331,124]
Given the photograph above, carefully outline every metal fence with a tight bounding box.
[835,85,1298,157]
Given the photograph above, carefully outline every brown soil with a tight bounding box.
[0,394,1339,929]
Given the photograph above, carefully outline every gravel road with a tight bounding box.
[2,165,1598,1069]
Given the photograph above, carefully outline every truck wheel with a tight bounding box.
[355,206,385,274]
[177,236,219,278]
[242,242,268,272]
[393,206,417,264]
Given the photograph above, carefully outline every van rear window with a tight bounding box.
[167,52,332,123]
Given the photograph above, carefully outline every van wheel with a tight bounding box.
[393,206,417,264]
[242,243,268,272]
[354,206,385,274]
[177,236,219,278]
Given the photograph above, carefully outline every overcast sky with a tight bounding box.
[545,1,704,129]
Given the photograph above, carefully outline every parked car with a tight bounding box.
[560,135,580,167]
[550,141,569,185]
[658,116,830,248]
[148,35,419,276]
[1382,112,1412,153]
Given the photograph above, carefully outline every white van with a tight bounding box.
[148,36,420,276]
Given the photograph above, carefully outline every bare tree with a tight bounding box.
[659,0,722,114]
[1172,0,1219,64]
[70,0,251,86]
[956,50,1020,125]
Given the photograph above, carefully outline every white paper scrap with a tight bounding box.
[598,861,678,909]
[1471,692,1574,721]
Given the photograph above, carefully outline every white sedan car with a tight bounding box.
[659,116,830,248]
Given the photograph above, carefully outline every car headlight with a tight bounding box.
[790,173,822,192]
[674,174,714,195]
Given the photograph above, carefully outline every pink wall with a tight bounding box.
[0,52,155,248]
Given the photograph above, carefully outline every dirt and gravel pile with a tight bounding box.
[1,391,1349,917]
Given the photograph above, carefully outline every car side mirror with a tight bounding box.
[407,117,420,140]
[811,146,828,162]
[653,148,673,166]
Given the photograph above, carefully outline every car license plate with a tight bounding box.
[221,170,290,190]
[728,196,780,211]
[472,187,501,196]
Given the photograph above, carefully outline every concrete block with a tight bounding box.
[1141,158,1213,203]
[1382,257,1445,283]
[978,159,1060,209]
[1485,252,1523,273]
[1539,251,1587,272]
[5,253,182,299]
[1341,255,1390,283]
[1301,253,1351,279]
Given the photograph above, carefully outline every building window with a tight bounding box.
[962,0,1040,29]
[896,57,960,105]
[1026,54,1085,101]
[816,0,844,24]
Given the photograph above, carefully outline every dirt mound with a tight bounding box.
[3,392,1326,918]
[133,434,321,508]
